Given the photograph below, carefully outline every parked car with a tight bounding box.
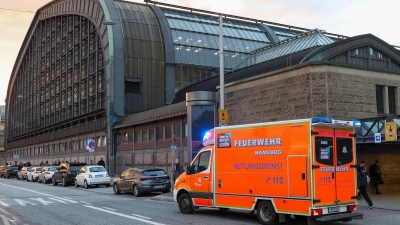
[37,166,58,184]
[17,166,32,180]
[113,168,171,196]
[4,165,22,179]
[27,167,43,182]
[0,165,5,178]
[52,163,87,187]
[75,165,110,189]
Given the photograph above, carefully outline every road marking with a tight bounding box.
[0,200,10,207]
[131,214,151,220]
[0,215,10,225]
[84,205,165,225]
[51,197,78,203]
[80,201,91,205]
[0,183,51,197]
[30,198,53,205]
[102,207,116,211]
[48,198,67,204]
[14,199,37,207]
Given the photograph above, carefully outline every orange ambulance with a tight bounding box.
[173,117,363,224]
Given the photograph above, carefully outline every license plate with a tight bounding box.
[153,185,164,189]
[95,175,103,178]
[328,207,340,213]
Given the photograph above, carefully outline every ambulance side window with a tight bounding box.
[336,138,353,165]
[315,136,334,166]
[190,151,211,174]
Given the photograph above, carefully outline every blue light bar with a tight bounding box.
[353,120,362,126]
[203,130,211,141]
[312,117,333,123]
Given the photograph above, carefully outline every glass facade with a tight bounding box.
[8,15,105,138]
[116,2,165,111]
[236,30,335,70]
[163,9,271,91]
[271,27,304,41]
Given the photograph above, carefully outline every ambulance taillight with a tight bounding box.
[310,209,323,216]
[202,129,214,146]
[348,205,357,212]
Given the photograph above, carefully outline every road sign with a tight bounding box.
[86,138,96,153]
[219,109,228,124]
[374,133,381,143]
[385,122,397,142]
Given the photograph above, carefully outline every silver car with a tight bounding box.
[37,166,58,184]
[113,168,171,197]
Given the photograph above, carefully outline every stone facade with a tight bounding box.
[224,63,400,125]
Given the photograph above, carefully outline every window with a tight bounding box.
[102,136,106,146]
[149,128,155,141]
[336,138,353,165]
[142,129,149,142]
[370,48,373,56]
[189,150,211,174]
[128,131,133,143]
[376,85,384,114]
[378,53,383,59]
[184,122,188,137]
[315,137,334,166]
[135,130,142,143]
[388,87,396,114]
[165,125,172,139]
[174,125,180,137]
[354,49,359,55]
[124,133,128,144]
[97,137,102,146]
[157,127,164,140]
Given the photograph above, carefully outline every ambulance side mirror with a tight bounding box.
[186,165,191,175]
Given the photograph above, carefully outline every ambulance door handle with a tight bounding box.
[203,176,209,180]
[218,179,223,188]
[301,173,306,180]
[332,172,335,179]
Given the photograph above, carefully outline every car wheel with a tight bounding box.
[75,179,79,188]
[113,183,121,194]
[105,183,110,188]
[52,177,58,186]
[37,177,41,183]
[84,180,89,189]
[6,173,9,179]
[178,193,195,214]
[256,201,278,225]
[133,184,141,197]
[26,176,29,181]
[43,178,47,184]
[62,177,67,187]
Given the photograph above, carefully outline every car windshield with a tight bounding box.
[47,167,57,171]
[69,166,83,171]
[142,170,166,176]
[10,166,20,169]
[27,167,32,170]
[89,167,106,172]
[35,167,43,171]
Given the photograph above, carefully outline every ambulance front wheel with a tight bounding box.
[256,201,278,225]
[178,193,195,214]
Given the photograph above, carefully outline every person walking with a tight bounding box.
[45,161,49,166]
[172,159,184,182]
[369,160,383,194]
[358,160,373,209]
[40,161,45,166]
[97,158,106,167]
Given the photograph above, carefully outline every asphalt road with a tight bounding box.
[0,178,399,225]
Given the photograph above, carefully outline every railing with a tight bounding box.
[355,115,400,144]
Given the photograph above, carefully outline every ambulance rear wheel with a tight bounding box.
[178,193,194,214]
[256,201,278,225]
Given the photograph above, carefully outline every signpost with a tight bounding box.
[171,136,176,195]
[86,138,96,164]
[374,133,381,143]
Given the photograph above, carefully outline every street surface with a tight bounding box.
[0,178,399,225]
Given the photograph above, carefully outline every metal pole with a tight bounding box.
[219,15,224,110]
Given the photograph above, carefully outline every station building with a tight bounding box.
[4,0,400,192]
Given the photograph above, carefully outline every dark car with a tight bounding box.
[113,168,171,197]
[52,163,87,187]
[4,165,22,179]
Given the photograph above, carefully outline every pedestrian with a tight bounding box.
[45,161,49,166]
[97,158,106,167]
[40,161,45,166]
[172,159,184,182]
[369,160,383,194]
[90,160,93,165]
[66,161,69,163]
[357,160,373,209]
[27,162,31,166]
[74,160,77,163]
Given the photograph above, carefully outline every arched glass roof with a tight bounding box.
[235,29,335,70]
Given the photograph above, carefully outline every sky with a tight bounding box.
[0,0,399,106]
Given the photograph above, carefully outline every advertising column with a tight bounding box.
[186,91,218,161]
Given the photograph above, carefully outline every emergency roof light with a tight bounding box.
[203,128,214,146]
[353,120,362,126]
[312,117,333,124]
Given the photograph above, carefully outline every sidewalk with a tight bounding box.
[150,192,400,210]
